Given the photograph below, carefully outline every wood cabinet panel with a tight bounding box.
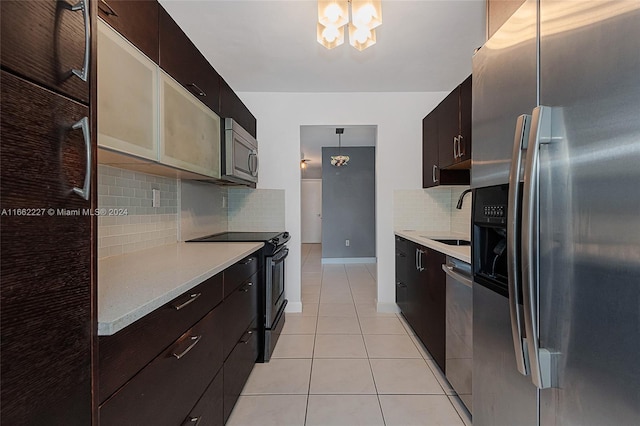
[97,0,159,62]
[1,0,90,103]
[421,248,447,371]
[159,6,221,115]
[458,75,472,163]
[395,237,410,315]
[438,87,461,169]
[100,306,224,426]
[99,272,223,403]
[183,370,224,426]
[223,272,259,359]
[422,113,440,188]
[0,71,93,425]
[160,71,221,178]
[97,20,158,161]
[223,321,259,423]
[220,78,257,138]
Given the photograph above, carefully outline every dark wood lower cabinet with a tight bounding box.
[223,320,259,423]
[100,306,224,426]
[99,272,223,403]
[223,272,259,359]
[184,370,224,426]
[421,248,446,371]
[395,238,447,372]
[0,70,94,425]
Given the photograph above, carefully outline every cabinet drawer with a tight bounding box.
[99,273,223,402]
[1,0,90,103]
[97,0,159,62]
[100,305,224,426]
[223,321,259,423]
[159,7,221,115]
[182,369,223,426]
[223,272,258,359]
[224,253,259,297]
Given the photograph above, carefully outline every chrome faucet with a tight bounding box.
[456,189,473,209]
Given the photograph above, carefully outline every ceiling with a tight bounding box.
[158,0,487,93]
[300,125,377,178]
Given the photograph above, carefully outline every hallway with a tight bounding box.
[227,244,469,425]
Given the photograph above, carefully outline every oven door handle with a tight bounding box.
[271,247,289,264]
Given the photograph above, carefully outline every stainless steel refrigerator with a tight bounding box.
[471,1,640,425]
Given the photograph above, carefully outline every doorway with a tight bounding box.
[301,179,322,243]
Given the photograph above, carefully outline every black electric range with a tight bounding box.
[186,231,290,362]
[187,231,290,254]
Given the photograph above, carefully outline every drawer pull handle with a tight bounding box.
[396,281,407,288]
[240,330,253,344]
[172,335,202,359]
[71,117,91,200]
[183,416,202,426]
[240,282,253,292]
[98,0,118,16]
[241,257,255,265]
[172,293,201,310]
[187,83,207,97]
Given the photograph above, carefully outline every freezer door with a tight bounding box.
[537,1,640,425]
[473,284,537,426]
[471,0,537,188]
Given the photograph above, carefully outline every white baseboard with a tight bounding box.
[376,302,400,313]
[321,257,377,264]
[285,301,302,313]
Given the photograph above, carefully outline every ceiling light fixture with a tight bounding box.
[331,128,350,167]
[317,0,382,51]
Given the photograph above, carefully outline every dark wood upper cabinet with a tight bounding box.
[1,70,93,425]
[220,78,257,138]
[437,87,462,169]
[422,112,439,188]
[422,75,472,188]
[0,0,90,103]
[97,0,159,62]
[458,75,472,163]
[159,6,221,115]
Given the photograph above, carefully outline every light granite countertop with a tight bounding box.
[98,241,264,336]
[395,230,471,264]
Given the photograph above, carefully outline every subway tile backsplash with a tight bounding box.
[394,186,471,239]
[98,165,178,259]
[228,188,285,231]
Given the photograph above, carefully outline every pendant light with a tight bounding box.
[330,128,350,167]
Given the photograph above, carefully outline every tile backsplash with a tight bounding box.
[98,165,178,259]
[228,188,286,231]
[394,186,472,239]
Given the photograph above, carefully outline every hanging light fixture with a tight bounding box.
[330,128,350,167]
[317,0,382,51]
[300,159,310,169]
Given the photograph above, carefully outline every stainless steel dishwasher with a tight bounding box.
[442,256,473,414]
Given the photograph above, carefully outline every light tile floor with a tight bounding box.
[227,244,471,426]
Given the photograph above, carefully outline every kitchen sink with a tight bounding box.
[432,239,471,246]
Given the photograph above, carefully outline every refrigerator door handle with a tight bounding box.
[522,105,557,389]
[507,114,531,376]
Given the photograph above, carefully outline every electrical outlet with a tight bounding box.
[345,239,350,247]
[152,189,160,207]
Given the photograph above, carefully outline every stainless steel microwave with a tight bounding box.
[223,118,258,184]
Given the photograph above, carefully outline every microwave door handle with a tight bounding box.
[507,114,531,376]
[248,149,258,177]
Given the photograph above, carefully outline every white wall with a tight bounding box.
[239,92,447,312]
